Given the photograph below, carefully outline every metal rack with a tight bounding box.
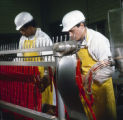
[0,44,63,120]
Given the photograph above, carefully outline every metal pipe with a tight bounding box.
[55,54,65,120]
[57,92,65,120]
[0,61,56,67]
[0,100,57,120]
[0,46,53,55]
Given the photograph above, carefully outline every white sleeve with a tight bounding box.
[91,34,112,61]
[93,66,114,83]
[36,31,52,47]
[17,37,24,57]
[42,36,54,62]
[36,32,54,62]
[88,33,114,83]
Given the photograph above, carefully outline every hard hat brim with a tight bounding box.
[62,27,70,32]
[16,26,21,31]
[62,25,73,32]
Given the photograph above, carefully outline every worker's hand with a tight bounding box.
[42,104,56,116]
[36,76,51,93]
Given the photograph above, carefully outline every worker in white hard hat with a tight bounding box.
[61,10,117,120]
[14,12,56,115]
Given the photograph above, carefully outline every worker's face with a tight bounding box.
[19,26,35,37]
[69,23,85,41]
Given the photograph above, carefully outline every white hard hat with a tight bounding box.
[14,12,33,30]
[61,10,85,32]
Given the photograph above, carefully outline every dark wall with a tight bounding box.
[0,0,48,43]
[0,0,121,39]
[0,0,44,33]
[46,0,120,36]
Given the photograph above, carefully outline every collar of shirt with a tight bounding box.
[77,36,87,48]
